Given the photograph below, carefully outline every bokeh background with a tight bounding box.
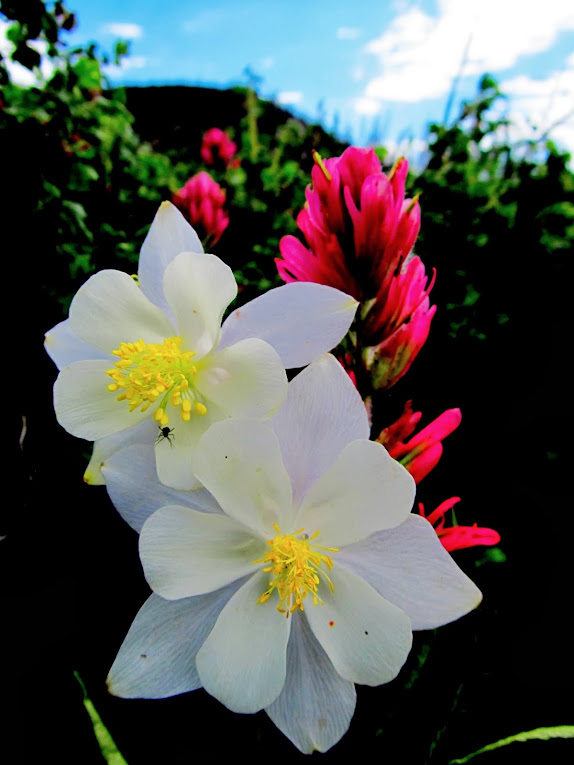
[3,1,573,762]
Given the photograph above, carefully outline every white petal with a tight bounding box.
[271,354,370,507]
[305,565,412,686]
[196,571,291,713]
[138,201,203,316]
[195,339,288,418]
[44,319,108,371]
[266,612,356,754]
[54,360,149,440]
[337,514,483,630]
[163,251,237,359]
[103,443,222,532]
[219,282,358,368]
[154,400,225,491]
[69,270,175,353]
[298,440,415,548]
[84,418,158,485]
[107,584,240,699]
[193,418,294,537]
[140,505,265,599]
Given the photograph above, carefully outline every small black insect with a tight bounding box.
[156,425,175,446]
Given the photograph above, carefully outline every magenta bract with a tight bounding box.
[419,498,501,553]
[172,172,229,246]
[277,147,435,390]
[200,128,238,168]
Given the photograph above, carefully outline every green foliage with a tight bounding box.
[1,0,176,323]
[414,74,574,342]
[2,2,572,343]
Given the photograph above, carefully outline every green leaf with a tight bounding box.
[73,57,102,90]
[74,671,128,765]
[450,725,574,764]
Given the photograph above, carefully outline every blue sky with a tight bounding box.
[4,0,574,162]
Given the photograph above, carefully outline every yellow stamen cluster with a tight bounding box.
[106,336,208,426]
[254,524,338,617]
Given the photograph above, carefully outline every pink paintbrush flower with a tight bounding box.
[172,172,229,246]
[200,128,238,168]
[378,402,461,484]
[419,498,501,553]
[277,148,434,390]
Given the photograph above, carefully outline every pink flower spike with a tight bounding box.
[377,400,422,450]
[419,498,501,552]
[363,300,436,391]
[402,408,462,454]
[379,405,461,483]
[172,172,229,246]
[404,442,443,484]
[200,128,238,168]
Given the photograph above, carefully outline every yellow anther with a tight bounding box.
[254,526,338,617]
[107,336,211,425]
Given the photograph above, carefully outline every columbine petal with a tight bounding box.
[84,419,158,486]
[196,571,290,713]
[337,514,483,630]
[266,612,356,754]
[305,565,412,686]
[298,440,415,547]
[138,201,203,316]
[54,360,150,440]
[193,418,294,536]
[163,251,237,359]
[44,319,108,371]
[107,584,241,699]
[69,270,175,353]
[219,282,358,369]
[271,354,370,508]
[194,338,288,418]
[103,444,222,532]
[154,400,225,491]
[140,505,264,599]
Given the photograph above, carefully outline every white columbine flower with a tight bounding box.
[106,354,482,754]
[44,202,358,489]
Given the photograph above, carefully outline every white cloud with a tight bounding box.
[354,96,381,115]
[337,27,361,40]
[277,90,304,105]
[383,136,429,168]
[103,56,148,78]
[362,0,574,104]
[100,23,143,40]
[261,56,275,70]
[352,65,365,82]
[496,67,574,157]
[0,22,59,86]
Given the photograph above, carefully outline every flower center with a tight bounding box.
[254,524,338,617]
[106,336,208,427]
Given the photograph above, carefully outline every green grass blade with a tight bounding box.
[74,671,128,765]
[450,725,574,764]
